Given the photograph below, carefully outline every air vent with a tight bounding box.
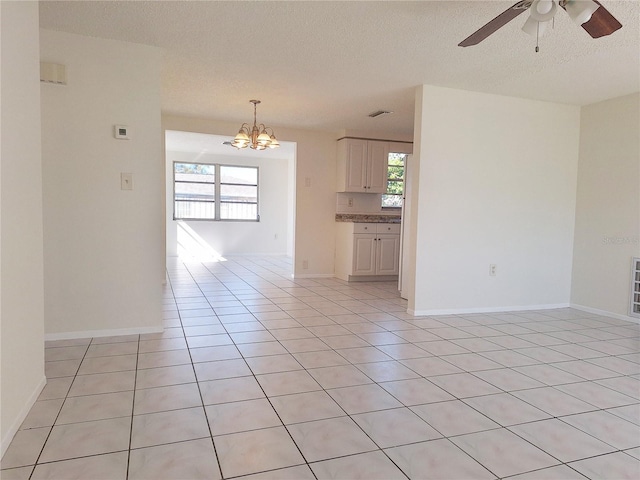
[368,110,393,118]
[631,257,640,318]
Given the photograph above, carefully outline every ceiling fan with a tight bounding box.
[459,0,622,48]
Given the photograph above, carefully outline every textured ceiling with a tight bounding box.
[39,0,640,136]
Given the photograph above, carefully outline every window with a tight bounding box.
[219,165,258,221]
[174,162,259,221]
[381,153,406,208]
[174,163,216,220]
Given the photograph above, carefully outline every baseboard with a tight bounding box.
[346,275,398,282]
[571,304,640,325]
[409,303,571,316]
[45,325,163,341]
[1,375,46,458]
[291,273,336,279]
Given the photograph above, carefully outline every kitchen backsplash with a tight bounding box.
[336,192,401,215]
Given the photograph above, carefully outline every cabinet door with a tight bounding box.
[352,235,377,275]
[376,234,400,275]
[345,139,368,192]
[367,141,389,193]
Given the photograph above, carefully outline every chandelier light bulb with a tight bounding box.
[268,135,280,149]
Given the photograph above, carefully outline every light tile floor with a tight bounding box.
[2,255,640,479]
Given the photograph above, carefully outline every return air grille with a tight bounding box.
[632,257,640,318]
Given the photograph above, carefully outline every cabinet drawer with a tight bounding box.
[353,223,376,234]
[353,223,401,234]
[376,223,400,234]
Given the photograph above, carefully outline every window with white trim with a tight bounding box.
[381,153,406,208]
[174,162,259,221]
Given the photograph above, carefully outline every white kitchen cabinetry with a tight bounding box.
[337,139,389,193]
[335,223,400,281]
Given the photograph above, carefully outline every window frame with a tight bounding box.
[173,162,260,222]
[381,152,406,210]
[218,164,260,222]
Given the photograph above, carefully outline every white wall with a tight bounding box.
[40,30,164,338]
[166,150,291,257]
[571,93,640,320]
[0,1,46,456]
[163,115,338,277]
[410,85,580,315]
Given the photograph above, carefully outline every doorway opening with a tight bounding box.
[165,130,296,276]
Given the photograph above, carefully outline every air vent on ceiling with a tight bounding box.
[368,110,393,118]
[631,257,640,318]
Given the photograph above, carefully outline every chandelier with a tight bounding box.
[230,100,280,150]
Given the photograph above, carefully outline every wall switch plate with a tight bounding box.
[348,197,354,207]
[121,173,133,190]
[114,125,130,140]
[302,260,309,269]
[304,177,311,187]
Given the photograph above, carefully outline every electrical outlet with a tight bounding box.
[302,260,309,270]
[489,264,497,276]
[348,197,354,207]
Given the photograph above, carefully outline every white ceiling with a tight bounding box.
[39,0,639,137]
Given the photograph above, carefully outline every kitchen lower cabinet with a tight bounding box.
[335,222,400,281]
[376,234,401,275]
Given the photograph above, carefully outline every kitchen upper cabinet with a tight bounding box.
[337,139,389,193]
[366,141,388,192]
[343,139,367,192]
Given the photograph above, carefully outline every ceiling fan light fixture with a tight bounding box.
[564,0,600,25]
[529,0,558,22]
[522,16,549,36]
[458,0,621,47]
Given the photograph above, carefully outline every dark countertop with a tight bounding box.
[335,213,401,223]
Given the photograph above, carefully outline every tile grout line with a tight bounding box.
[28,340,93,478]
[124,326,142,479]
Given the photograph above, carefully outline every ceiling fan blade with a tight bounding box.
[459,0,532,47]
[575,0,622,38]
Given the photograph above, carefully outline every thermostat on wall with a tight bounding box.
[114,125,130,140]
